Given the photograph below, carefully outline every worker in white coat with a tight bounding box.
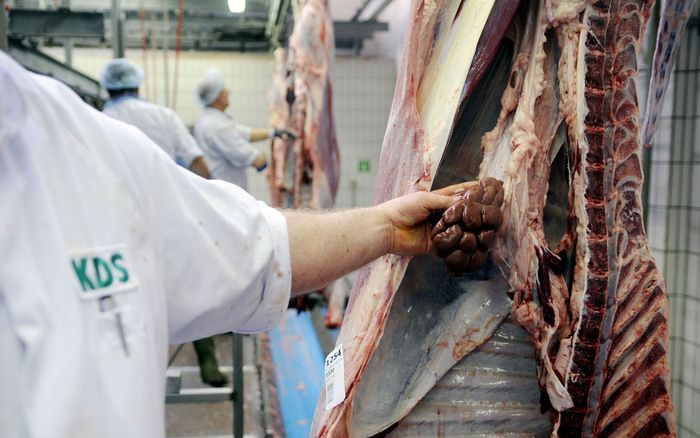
[0,52,469,438]
[100,58,211,179]
[194,69,288,191]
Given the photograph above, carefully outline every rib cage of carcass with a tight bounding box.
[311,0,693,436]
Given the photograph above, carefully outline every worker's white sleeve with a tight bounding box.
[208,122,259,168]
[236,124,252,141]
[144,149,291,343]
[166,108,204,167]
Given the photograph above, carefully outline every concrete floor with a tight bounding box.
[166,335,273,438]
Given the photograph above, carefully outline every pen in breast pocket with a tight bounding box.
[99,295,130,357]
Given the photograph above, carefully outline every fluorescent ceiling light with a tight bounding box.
[228,0,245,13]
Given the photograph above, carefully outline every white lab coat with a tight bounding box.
[103,96,203,167]
[0,52,291,438]
[194,107,260,190]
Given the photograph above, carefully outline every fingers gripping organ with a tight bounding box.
[431,178,504,275]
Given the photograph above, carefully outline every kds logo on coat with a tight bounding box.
[70,245,138,299]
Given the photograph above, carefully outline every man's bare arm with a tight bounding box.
[284,182,476,295]
[284,207,390,296]
[249,129,271,142]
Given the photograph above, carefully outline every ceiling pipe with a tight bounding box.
[110,0,124,57]
[367,0,393,21]
[350,0,372,22]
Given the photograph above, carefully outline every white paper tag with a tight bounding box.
[69,244,138,300]
[324,343,345,411]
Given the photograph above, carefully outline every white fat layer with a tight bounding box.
[417,0,496,179]
[545,0,589,25]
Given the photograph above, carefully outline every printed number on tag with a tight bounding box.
[324,344,345,411]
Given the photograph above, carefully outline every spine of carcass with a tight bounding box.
[556,1,675,436]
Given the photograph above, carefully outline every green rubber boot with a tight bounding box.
[193,337,229,387]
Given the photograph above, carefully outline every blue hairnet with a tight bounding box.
[100,58,144,90]
[196,69,225,106]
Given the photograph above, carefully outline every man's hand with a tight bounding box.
[378,181,480,256]
[273,129,297,140]
[252,152,268,171]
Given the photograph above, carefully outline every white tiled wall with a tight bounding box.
[332,57,395,208]
[44,47,396,207]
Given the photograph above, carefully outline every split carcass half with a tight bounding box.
[271,0,346,326]
[289,0,340,210]
[268,0,340,211]
[311,0,692,436]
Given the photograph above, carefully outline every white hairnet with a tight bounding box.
[196,69,225,106]
[100,58,144,90]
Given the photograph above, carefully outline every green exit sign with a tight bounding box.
[358,160,371,173]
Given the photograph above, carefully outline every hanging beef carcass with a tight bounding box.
[311,0,692,436]
[271,0,345,326]
[268,0,340,210]
[288,0,340,209]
